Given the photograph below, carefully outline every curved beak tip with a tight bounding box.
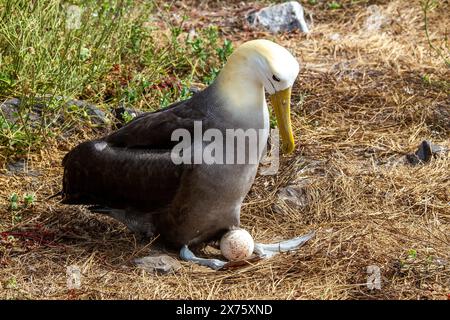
[282,142,295,154]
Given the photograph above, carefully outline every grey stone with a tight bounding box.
[189,86,201,94]
[5,159,41,177]
[1,97,56,125]
[0,97,109,128]
[406,140,448,165]
[134,255,181,274]
[1,98,23,123]
[7,159,26,173]
[365,5,389,32]
[247,1,309,34]
[275,180,310,213]
[0,98,20,113]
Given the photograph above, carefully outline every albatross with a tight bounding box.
[61,39,314,270]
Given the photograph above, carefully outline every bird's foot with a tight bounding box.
[180,231,315,270]
[254,231,315,258]
[180,245,227,270]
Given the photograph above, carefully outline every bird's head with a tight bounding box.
[217,39,300,154]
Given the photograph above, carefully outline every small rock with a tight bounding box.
[364,5,388,32]
[434,258,447,267]
[134,255,181,274]
[0,98,20,122]
[275,181,310,213]
[7,159,26,173]
[187,28,197,41]
[406,140,448,165]
[403,87,414,95]
[1,97,109,127]
[247,1,309,34]
[0,98,41,125]
[5,159,41,177]
[329,33,341,41]
[189,86,201,94]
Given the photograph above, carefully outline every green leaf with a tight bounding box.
[6,277,17,289]
[407,249,417,259]
[23,193,35,206]
[10,202,19,211]
[9,193,19,203]
[79,47,91,61]
[328,1,342,9]
[121,111,135,124]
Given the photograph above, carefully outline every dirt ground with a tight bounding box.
[1,0,449,299]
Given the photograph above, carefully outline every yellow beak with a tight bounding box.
[270,87,295,154]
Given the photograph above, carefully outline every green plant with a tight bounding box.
[422,74,431,84]
[217,39,234,65]
[121,111,135,124]
[9,193,22,224]
[0,0,154,156]
[123,87,138,104]
[159,90,173,109]
[203,67,220,86]
[179,84,193,101]
[9,193,19,210]
[23,193,35,207]
[79,47,91,62]
[0,114,37,154]
[407,249,417,259]
[421,0,450,67]
[0,1,234,159]
[328,1,342,9]
[8,192,35,220]
[269,110,277,129]
[6,277,17,289]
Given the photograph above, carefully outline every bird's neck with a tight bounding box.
[214,62,266,127]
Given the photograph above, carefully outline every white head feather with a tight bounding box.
[216,39,300,107]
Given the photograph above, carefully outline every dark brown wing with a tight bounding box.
[105,99,206,149]
[61,96,210,212]
[62,144,183,212]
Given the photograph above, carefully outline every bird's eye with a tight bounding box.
[272,75,281,82]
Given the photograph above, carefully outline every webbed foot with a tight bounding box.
[254,231,315,258]
[180,245,227,270]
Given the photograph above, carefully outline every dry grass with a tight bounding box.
[0,0,449,299]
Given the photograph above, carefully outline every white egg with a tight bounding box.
[220,228,254,261]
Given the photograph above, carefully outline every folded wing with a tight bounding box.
[62,98,207,212]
